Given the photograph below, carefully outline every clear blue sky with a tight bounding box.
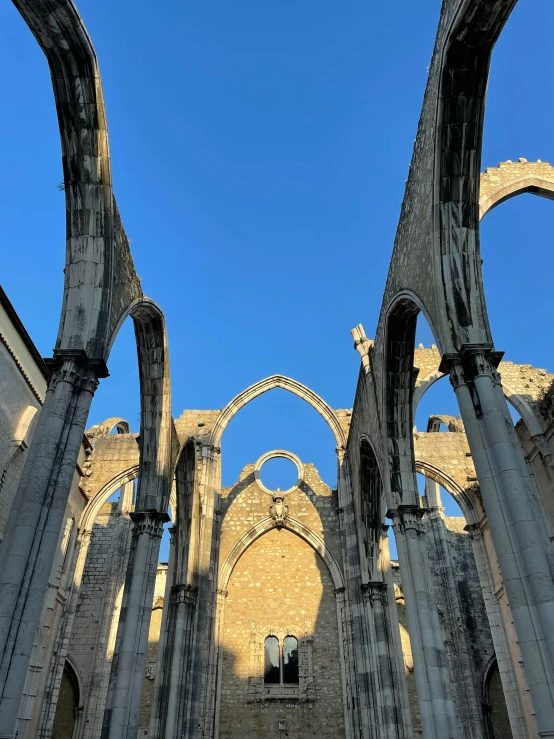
[1,1,553,529]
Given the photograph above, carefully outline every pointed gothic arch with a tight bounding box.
[219,515,344,593]
[209,375,346,450]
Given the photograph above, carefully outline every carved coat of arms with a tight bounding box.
[270,494,288,527]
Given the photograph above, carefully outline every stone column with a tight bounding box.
[335,451,369,739]
[425,492,485,738]
[388,505,458,739]
[102,509,168,739]
[465,523,532,739]
[0,354,103,739]
[361,581,408,739]
[163,584,197,739]
[212,589,228,739]
[445,346,554,735]
[148,527,177,739]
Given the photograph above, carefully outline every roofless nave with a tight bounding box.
[1,1,554,738]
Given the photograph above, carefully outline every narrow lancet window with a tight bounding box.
[282,636,299,684]
[264,636,280,684]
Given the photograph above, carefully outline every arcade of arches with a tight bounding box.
[1,1,554,739]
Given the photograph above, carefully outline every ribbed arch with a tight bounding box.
[209,375,346,450]
[219,516,344,593]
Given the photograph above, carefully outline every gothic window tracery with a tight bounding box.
[251,625,314,701]
[360,438,383,561]
[263,635,300,685]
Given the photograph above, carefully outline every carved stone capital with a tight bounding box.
[387,505,427,535]
[130,509,169,538]
[216,588,228,602]
[170,583,197,606]
[78,528,95,544]
[361,581,388,605]
[463,522,482,541]
[440,344,504,388]
[45,349,109,394]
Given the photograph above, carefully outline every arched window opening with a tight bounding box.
[172,440,196,569]
[51,661,80,739]
[282,636,299,685]
[264,635,300,686]
[264,636,280,684]
[360,438,384,563]
[483,659,513,739]
[259,456,298,492]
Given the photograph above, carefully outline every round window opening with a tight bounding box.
[259,457,298,492]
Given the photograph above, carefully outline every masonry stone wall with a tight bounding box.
[219,527,344,739]
[219,461,342,570]
[67,503,132,739]
[216,462,345,739]
[0,332,42,537]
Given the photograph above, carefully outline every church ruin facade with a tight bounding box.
[1,0,554,738]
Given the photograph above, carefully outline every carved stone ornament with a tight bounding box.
[269,494,288,527]
[145,662,156,681]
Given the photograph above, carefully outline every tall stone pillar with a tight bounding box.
[163,584,197,739]
[0,354,103,739]
[444,346,554,735]
[388,505,458,739]
[425,486,485,738]
[102,509,168,739]
[362,581,409,739]
[148,527,177,739]
[465,523,532,739]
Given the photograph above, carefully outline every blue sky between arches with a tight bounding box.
[1,1,553,526]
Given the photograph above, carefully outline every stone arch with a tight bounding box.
[79,466,139,532]
[384,295,422,508]
[80,465,177,533]
[219,515,344,593]
[414,367,545,439]
[13,0,142,359]
[173,439,199,584]
[51,657,83,739]
[209,375,346,450]
[414,459,479,525]
[13,406,39,446]
[482,656,513,739]
[480,160,554,219]
[426,415,460,433]
[358,435,386,569]
[107,298,173,512]
[87,417,131,436]
[435,0,517,347]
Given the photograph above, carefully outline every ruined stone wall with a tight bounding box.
[217,463,345,739]
[219,528,344,739]
[218,462,342,570]
[0,318,44,538]
[67,503,133,739]
[426,516,495,737]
